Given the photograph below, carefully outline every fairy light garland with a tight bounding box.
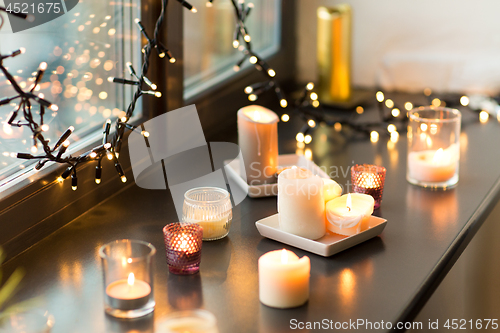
[0,0,196,190]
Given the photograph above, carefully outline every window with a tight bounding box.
[183,0,281,100]
[0,0,141,186]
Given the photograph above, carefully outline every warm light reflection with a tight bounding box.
[304,135,312,144]
[424,88,432,96]
[356,106,364,114]
[431,98,441,107]
[370,131,379,143]
[304,148,312,160]
[334,122,342,132]
[479,111,489,123]
[339,268,356,307]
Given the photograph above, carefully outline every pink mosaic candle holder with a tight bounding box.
[351,164,386,209]
[163,223,203,275]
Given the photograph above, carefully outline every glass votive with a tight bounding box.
[351,164,386,209]
[182,187,232,241]
[99,239,156,319]
[156,309,219,333]
[0,310,54,333]
[163,222,203,275]
[407,107,461,189]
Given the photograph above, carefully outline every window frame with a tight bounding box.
[0,0,296,262]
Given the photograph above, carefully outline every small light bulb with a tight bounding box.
[281,114,289,122]
[191,7,197,13]
[107,77,114,82]
[41,124,49,132]
[244,86,253,94]
[31,145,38,153]
[249,56,258,64]
[39,62,48,71]
[72,185,77,191]
[268,69,276,77]
[155,92,162,97]
[121,116,128,122]
[310,92,318,101]
[356,106,364,114]
[385,99,394,108]
[387,124,396,133]
[151,83,157,90]
[50,104,59,111]
[390,131,399,142]
[233,40,239,48]
[248,94,257,101]
[370,131,379,143]
[233,65,240,72]
[391,108,400,117]
[479,110,489,123]
[206,1,213,7]
[107,152,113,160]
[306,82,314,90]
[169,57,176,63]
[312,100,320,108]
[90,152,97,159]
[376,91,384,102]
[95,178,101,184]
[244,34,251,42]
[308,119,316,128]
[296,133,305,143]
[38,93,45,99]
[304,134,312,144]
[280,99,288,108]
[405,102,413,111]
[57,176,64,183]
[20,47,26,54]
[121,175,127,183]
[460,96,469,106]
[104,143,112,149]
[63,140,70,147]
[142,131,150,138]
[334,122,342,132]
[159,52,166,58]
[424,88,432,96]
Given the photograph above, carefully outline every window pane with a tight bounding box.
[0,0,141,183]
[184,0,281,99]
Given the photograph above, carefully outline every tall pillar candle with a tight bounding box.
[237,105,279,185]
[278,168,325,240]
[259,249,310,309]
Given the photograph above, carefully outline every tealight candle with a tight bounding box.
[259,249,310,309]
[278,168,325,240]
[164,223,203,275]
[351,164,386,209]
[99,239,156,318]
[407,107,461,188]
[326,193,374,236]
[237,105,279,185]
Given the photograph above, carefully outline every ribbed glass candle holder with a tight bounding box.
[163,223,203,275]
[351,164,386,209]
[182,187,232,241]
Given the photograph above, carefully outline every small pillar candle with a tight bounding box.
[237,105,279,185]
[278,168,325,240]
[106,273,151,310]
[259,249,310,309]
[163,223,203,275]
[407,145,459,183]
[326,193,374,236]
[351,164,386,209]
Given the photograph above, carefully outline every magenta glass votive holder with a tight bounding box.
[351,164,386,209]
[163,223,203,275]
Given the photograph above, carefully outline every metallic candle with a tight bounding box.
[317,5,352,103]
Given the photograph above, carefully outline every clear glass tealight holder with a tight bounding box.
[0,310,55,333]
[407,106,461,189]
[182,187,233,241]
[156,309,219,333]
[99,239,156,319]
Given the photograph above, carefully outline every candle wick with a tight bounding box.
[347,207,351,212]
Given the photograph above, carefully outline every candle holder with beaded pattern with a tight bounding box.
[163,223,203,275]
[351,164,386,209]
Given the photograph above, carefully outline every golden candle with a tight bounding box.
[317,4,352,103]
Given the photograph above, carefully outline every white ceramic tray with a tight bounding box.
[224,154,329,198]
[255,214,387,257]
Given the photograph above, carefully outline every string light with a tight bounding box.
[308,119,316,128]
[306,82,314,90]
[460,96,469,106]
[281,114,289,122]
[0,0,186,189]
[304,134,312,144]
[376,91,384,102]
[391,108,400,117]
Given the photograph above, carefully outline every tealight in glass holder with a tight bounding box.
[99,239,156,319]
[163,222,203,275]
[407,107,461,189]
[351,164,386,209]
[182,187,232,241]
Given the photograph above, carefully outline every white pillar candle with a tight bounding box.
[237,105,279,185]
[278,168,325,240]
[323,178,342,202]
[259,249,310,309]
[407,144,459,183]
[326,193,374,236]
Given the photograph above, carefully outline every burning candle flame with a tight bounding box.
[346,193,352,212]
[432,148,444,164]
[127,273,135,287]
[281,249,288,264]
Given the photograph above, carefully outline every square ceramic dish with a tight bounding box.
[224,154,329,198]
[255,214,387,257]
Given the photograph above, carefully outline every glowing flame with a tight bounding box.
[346,193,352,211]
[432,148,444,164]
[281,249,288,264]
[127,273,135,287]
